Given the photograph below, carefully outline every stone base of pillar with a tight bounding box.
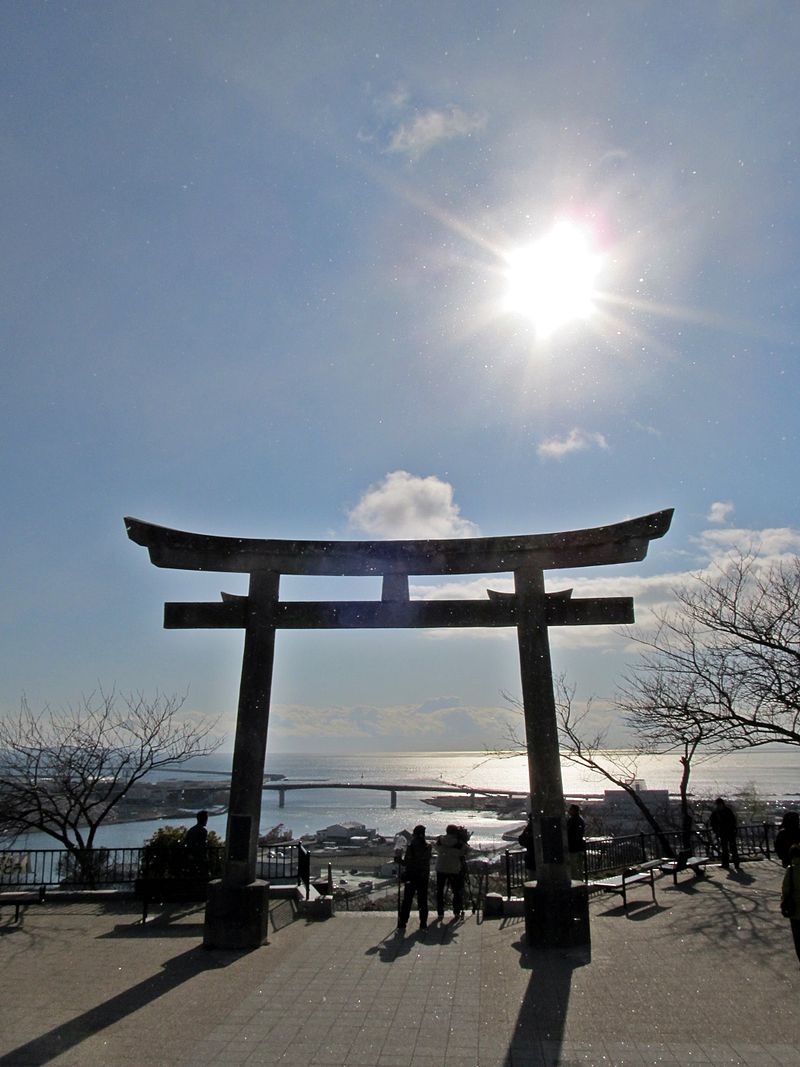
[203,879,270,950]
[483,892,504,918]
[297,894,335,920]
[523,882,590,947]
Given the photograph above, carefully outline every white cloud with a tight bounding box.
[632,420,662,437]
[386,106,486,159]
[381,84,411,114]
[409,570,679,650]
[694,526,800,560]
[267,699,516,749]
[404,521,799,653]
[347,470,479,539]
[410,576,512,601]
[537,429,609,460]
[707,500,734,524]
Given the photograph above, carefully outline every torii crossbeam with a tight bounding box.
[126,507,672,948]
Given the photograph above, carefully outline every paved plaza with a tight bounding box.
[1,860,798,1066]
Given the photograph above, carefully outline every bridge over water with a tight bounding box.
[157,769,529,810]
[259,781,528,809]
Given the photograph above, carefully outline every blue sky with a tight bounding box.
[2,3,799,753]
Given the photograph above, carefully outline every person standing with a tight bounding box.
[709,797,741,871]
[780,843,800,965]
[775,812,800,868]
[518,816,536,876]
[183,810,209,879]
[435,824,469,920]
[396,824,432,933]
[566,804,587,881]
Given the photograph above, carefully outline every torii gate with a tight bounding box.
[126,507,672,948]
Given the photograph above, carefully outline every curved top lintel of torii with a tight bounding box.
[124,508,673,578]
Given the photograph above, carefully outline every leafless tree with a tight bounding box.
[490,549,799,859]
[501,681,677,856]
[616,670,727,848]
[552,682,679,855]
[0,689,222,853]
[626,549,800,748]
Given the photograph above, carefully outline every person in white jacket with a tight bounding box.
[435,824,469,920]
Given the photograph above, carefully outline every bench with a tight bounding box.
[587,860,659,912]
[134,877,209,923]
[0,886,47,923]
[660,854,710,886]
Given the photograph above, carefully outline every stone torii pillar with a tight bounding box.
[126,508,672,949]
[515,565,582,941]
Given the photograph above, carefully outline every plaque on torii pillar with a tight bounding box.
[126,507,672,948]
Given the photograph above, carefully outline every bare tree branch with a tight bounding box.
[497,682,677,855]
[624,548,800,748]
[0,690,223,851]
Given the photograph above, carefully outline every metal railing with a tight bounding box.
[2,824,775,902]
[256,841,309,891]
[0,848,143,889]
[1,840,311,894]
[700,821,775,863]
[502,822,777,896]
[465,858,489,922]
[505,849,528,900]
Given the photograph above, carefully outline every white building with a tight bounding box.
[315,821,378,845]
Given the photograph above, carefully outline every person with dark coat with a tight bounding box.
[780,843,800,964]
[775,812,800,868]
[183,810,209,879]
[566,804,587,880]
[709,797,740,871]
[397,824,432,932]
[518,817,536,874]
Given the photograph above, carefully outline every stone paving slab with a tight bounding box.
[0,862,798,1066]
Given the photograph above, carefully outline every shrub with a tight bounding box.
[142,824,224,879]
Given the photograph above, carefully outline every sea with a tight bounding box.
[16,748,799,853]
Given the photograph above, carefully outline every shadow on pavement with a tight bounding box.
[504,937,591,1067]
[365,916,464,962]
[0,919,33,937]
[591,899,665,920]
[364,913,469,964]
[98,897,297,938]
[102,919,206,938]
[678,870,780,943]
[431,915,464,943]
[0,943,246,1067]
[366,927,423,962]
[625,902,671,921]
[727,867,756,885]
[95,902,205,939]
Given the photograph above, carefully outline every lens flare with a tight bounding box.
[503,221,603,338]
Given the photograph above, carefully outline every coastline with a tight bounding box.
[12,748,798,852]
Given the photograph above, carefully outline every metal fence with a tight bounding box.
[0,848,143,889]
[256,842,305,885]
[503,822,777,896]
[1,823,777,903]
[505,848,528,900]
[466,859,490,922]
[0,841,309,892]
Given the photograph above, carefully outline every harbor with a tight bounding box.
[13,749,797,856]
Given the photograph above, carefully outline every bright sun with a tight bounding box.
[503,221,603,338]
